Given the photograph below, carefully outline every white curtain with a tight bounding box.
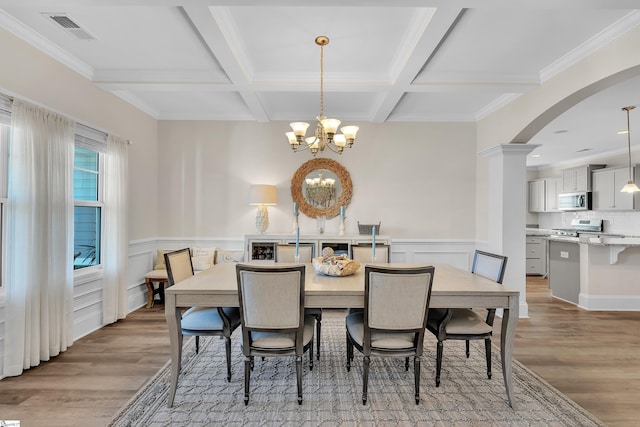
[103,134,129,323]
[3,99,75,377]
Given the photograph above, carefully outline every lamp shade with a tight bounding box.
[249,184,278,205]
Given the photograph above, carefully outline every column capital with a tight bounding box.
[479,143,540,158]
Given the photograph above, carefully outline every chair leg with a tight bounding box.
[225,336,232,382]
[414,356,420,405]
[315,315,321,361]
[485,338,492,379]
[244,356,251,406]
[362,356,370,405]
[195,336,200,354]
[309,338,314,371]
[346,332,352,372]
[436,340,443,387]
[465,339,470,358]
[296,355,303,405]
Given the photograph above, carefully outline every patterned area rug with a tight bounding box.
[110,318,604,426]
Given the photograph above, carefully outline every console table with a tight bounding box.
[244,234,391,262]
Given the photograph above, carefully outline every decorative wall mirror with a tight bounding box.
[291,158,352,219]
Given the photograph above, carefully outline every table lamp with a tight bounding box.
[249,184,278,233]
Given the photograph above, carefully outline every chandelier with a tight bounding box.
[620,106,640,193]
[285,36,359,156]
[305,173,336,207]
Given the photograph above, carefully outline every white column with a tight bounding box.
[479,144,539,318]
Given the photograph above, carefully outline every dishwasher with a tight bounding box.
[548,239,580,305]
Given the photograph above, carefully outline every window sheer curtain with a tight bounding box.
[3,100,75,377]
[103,134,129,324]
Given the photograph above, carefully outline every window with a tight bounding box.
[73,126,106,270]
[0,122,9,286]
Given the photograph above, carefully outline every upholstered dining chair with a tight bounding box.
[350,244,390,263]
[346,264,435,404]
[275,243,323,361]
[164,248,241,382]
[426,250,508,387]
[275,243,314,262]
[235,264,314,405]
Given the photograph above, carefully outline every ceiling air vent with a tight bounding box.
[46,14,95,40]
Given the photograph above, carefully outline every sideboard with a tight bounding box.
[244,234,392,262]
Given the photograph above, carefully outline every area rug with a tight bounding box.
[109,318,604,426]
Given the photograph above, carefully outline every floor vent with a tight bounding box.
[46,14,95,40]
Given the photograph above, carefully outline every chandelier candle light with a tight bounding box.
[620,106,640,193]
[285,36,359,156]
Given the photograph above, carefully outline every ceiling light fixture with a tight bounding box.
[285,36,359,156]
[620,106,640,193]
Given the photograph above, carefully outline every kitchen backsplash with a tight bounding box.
[538,210,640,236]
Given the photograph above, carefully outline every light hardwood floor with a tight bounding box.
[1,276,639,426]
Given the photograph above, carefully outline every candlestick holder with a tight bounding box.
[317,215,326,234]
[292,213,299,234]
[339,217,346,235]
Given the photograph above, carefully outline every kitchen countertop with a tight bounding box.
[525,228,552,236]
[527,228,640,246]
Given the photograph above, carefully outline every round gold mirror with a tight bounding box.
[291,158,352,219]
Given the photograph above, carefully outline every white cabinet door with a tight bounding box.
[592,169,614,210]
[544,177,561,212]
[528,180,545,212]
[592,167,637,211]
[562,168,577,192]
[613,167,635,210]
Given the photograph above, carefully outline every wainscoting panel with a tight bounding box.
[391,239,476,271]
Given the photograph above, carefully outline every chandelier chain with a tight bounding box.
[319,42,324,118]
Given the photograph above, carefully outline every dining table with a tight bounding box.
[164,262,519,408]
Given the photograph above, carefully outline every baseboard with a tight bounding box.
[579,293,640,311]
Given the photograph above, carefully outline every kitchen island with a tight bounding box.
[545,234,640,310]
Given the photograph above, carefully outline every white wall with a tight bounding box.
[157,120,478,240]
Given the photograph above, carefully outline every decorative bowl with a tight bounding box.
[312,255,361,277]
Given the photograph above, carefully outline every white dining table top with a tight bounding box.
[165,262,517,302]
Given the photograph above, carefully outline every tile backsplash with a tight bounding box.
[538,211,640,236]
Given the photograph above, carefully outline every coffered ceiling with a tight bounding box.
[1,1,639,168]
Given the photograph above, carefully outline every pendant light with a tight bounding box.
[620,106,640,193]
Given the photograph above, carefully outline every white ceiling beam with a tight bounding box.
[370,6,464,122]
[182,4,271,121]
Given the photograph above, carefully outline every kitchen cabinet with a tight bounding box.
[561,164,606,192]
[528,177,561,212]
[528,180,546,212]
[526,235,547,275]
[544,177,561,212]
[592,165,640,211]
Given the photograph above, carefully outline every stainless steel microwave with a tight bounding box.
[558,191,591,211]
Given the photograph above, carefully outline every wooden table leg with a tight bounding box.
[165,293,182,407]
[501,295,519,408]
[145,278,154,308]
